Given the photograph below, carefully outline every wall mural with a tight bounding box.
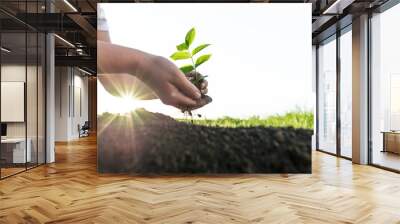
[97,3,313,174]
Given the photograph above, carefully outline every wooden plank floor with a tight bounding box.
[1,135,400,224]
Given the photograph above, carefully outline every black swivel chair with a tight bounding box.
[79,121,90,138]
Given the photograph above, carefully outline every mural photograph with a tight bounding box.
[97,3,313,174]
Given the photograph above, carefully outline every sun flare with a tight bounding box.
[97,80,144,114]
[120,94,140,114]
[97,79,197,119]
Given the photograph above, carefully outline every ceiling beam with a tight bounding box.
[312,15,335,33]
[55,55,96,69]
[67,13,96,39]
[322,0,356,14]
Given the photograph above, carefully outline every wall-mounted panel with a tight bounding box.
[1,82,25,122]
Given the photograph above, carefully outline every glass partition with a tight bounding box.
[317,36,337,154]
[339,28,352,158]
[371,4,400,171]
[1,30,28,177]
[26,0,43,169]
[0,2,46,179]
[27,30,38,169]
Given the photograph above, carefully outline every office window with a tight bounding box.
[318,36,337,154]
[371,3,400,171]
[340,28,352,158]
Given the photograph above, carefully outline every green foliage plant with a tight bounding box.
[170,27,211,86]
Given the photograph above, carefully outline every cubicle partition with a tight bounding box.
[0,1,46,179]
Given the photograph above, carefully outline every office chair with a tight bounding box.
[79,121,90,138]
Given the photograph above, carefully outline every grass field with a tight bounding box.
[180,111,314,130]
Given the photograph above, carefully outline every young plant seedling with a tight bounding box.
[170,27,211,90]
[170,27,212,118]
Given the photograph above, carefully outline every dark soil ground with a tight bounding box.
[98,109,312,174]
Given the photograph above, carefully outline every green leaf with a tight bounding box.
[192,44,210,56]
[170,51,191,60]
[180,64,195,74]
[195,54,211,67]
[185,28,196,47]
[176,42,188,51]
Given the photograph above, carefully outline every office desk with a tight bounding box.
[382,131,400,154]
[1,138,31,163]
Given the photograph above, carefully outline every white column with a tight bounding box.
[46,32,55,163]
[45,0,56,163]
[352,14,369,164]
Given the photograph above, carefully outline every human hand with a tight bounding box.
[184,72,211,111]
[185,71,208,95]
[137,55,211,110]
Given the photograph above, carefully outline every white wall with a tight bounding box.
[71,73,89,138]
[55,67,89,141]
[1,65,27,145]
[1,65,36,138]
[55,67,69,141]
[1,66,26,132]
[1,64,46,164]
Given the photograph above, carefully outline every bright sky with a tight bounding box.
[98,3,313,119]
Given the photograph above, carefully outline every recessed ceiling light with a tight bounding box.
[63,0,78,12]
[54,34,75,48]
[78,67,93,76]
[323,0,354,15]
[1,47,11,53]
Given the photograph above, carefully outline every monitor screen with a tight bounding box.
[1,123,7,137]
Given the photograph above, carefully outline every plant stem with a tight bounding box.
[189,51,200,86]
[189,50,196,73]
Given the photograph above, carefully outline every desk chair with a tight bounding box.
[78,121,90,138]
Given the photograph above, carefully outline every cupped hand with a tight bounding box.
[138,55,211,110]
